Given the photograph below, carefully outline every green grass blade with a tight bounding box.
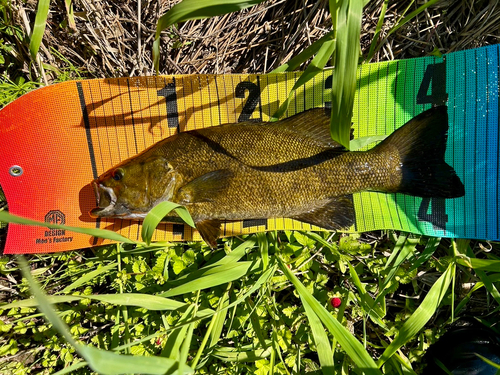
[29,0,50,58]
[257,232,269,269]
[76,344,193,374]
[301,297,335,374]
[64,0,76,30]
[153,0,265,71]
[271,38,336,121]
[277,257,382,374]
[365,0,388,62]
[191,285,231,368]
[408,237,441,273]
[377,261,455,367]
[381,235,419,290]
[348,262,387,328]
[160,261,260,297]
[59,262,117,294]
[207,237,257,267]
[463,246,500,306]
[368,0,442,60]
[456,258,500,272]
[474,353,500,370]
[329,0,363,149]
[384,233,409,269]
[303,231,342,259]
[271,31,335,73]
[0,211,136,244]
[141,201,195,245]
[52,361,88,375]
[2,293,214,317]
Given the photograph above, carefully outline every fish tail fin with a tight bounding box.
[375,106,464,198]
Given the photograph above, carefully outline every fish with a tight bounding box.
[89,106,465,247]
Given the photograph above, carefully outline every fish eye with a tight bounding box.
[112,169,124,181]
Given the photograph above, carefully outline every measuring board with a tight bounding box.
[0,44,499,254]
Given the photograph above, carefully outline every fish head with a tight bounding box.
[89,155,181,220]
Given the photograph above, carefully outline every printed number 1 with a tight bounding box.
[416,61,448,230]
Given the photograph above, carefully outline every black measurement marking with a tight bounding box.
[416,62,448,105]
[172,224,184,237]
[236,81,261,122]
[417,197,448,231]
[242,219,268,229]
[416,60,449,230]
[76,82,101,238]
[324,75,332,110]
[157,80,180,132]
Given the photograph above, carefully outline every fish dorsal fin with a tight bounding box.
[196,219,222,248]
[292,195,355,230]
[176,169,233,204]
[276,108,347,149]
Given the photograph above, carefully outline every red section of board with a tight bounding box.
[0,82,101,253]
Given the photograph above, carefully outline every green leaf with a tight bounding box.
[141,201,195,245]
[329,0,363,149]
[29,0,50,58]
[153,0,266,72]
[0,211,136,244]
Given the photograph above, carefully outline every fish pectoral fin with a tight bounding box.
[196,219,222,249]
[292,195,355,230]
[177,169,233,204]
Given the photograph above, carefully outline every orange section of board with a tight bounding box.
[0,76,323,254]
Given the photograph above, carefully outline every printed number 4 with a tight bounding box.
[417,61,449,230]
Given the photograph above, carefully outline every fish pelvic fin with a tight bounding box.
[292,195,355,230]
[374,106,465,198]
[196,219,222,249]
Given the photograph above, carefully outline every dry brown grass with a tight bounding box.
[4,0,500,81]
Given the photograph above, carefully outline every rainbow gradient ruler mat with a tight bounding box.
[1,44,499,254]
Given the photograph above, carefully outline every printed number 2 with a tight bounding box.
[416,61,448,230]
[236,81,261,122]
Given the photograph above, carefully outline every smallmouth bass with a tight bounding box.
[90,106,465,247]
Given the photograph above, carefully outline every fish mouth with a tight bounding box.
[89,181,118,218]
[89,181,148,220]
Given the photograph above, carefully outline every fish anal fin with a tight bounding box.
[196,219,222,249]
[292,195,355,230]
[177,169,233,204]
